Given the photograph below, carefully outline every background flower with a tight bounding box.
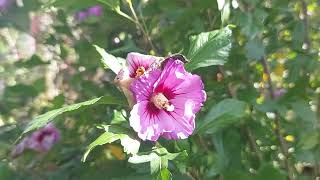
[11,123,60,157]
[87,6,103,17]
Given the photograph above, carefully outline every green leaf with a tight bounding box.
[217,0,231,26]
[82,124,140,162]
[256,164,286,180]
[156,168,172,180]
[0,162,14,179]
[22,96,126,136]
[128,152,159,164]
[82,132,125,162]
[97,0,120,11]
[94,45,125,74]
[185,26,232,71]
[244,38,265,60]
[290,100,317,123]
[128,147,187,175]
[196,99,248,134]
[298,130,319,150]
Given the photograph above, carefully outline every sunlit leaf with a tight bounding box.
[82,124,140,162]
[128,147,187,175]
[156,168,172,180]
[97,0,120,11]
[82,132,125,162]
[22,96,126,136]
[94,45,125,74]
[185,26,232,71]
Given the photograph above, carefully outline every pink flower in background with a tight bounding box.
[75,11,88,21]
[75,5,103,22]
[27,123,60,152]
[114,52,158,108]
[87,5,103,17]
[11,123,60,157]
[11,138,28,158]
[274,88,287,98]
[0,0,13,11]
[129,57,206,141]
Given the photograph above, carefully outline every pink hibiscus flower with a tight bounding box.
[11,123,60,157]
[27,123,60,152]
[114,52,158,108]
[129,56,206,141]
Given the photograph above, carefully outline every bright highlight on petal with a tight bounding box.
[129,56,206,141]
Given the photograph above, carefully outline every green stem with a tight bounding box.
[261,57,295,180]
[126,0,157,53]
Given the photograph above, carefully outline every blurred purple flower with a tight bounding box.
[11,123,60,157]
[11,139,28,158]
[87,5,103,17]
[27,123,60,152]
[274,88,287,98]
[75,11,88,21]
[0,0,12,11]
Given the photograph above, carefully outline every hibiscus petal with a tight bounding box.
[162,100,197,140]
[130,69,161,102]
[154,60,185,96]
[129,101,175,141]
[153,58,206,139]
[127,52,158,78]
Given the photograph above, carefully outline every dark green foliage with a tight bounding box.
[0,0,319,179]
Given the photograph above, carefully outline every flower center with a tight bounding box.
[151,93,174,112]
[135,66,146,78]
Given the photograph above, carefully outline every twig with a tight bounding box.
[300,0,310,50]
[260,57,295,180]
[218,66,263,165]
[126,0,157,53]
[245,126,263,163]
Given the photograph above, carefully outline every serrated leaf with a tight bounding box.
[185,26,232,71]
[97,0,120,11]
[82,132,125,162]
[83,124,140,162]
[120,136,140,155]
[94,45,125,74]
[156,168,172,180]
[196,99,248,134]
[128,148,187,175]
[128,152,159,164]
[22,96,126,136]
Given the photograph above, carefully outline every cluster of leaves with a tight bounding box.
[0,0,319,180]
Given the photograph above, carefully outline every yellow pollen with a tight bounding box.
[135,66,146,78]
[151,93,174,111]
